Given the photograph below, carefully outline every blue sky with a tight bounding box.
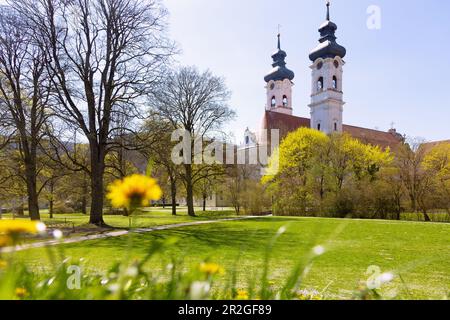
[164,0,450,143]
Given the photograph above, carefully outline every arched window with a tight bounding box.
[334,122,338,131]
[282,95,288,107]
[317,123,321,131]
[317,77,324,92]
[245,136,250,145]
[271,96,276,108]
[332,76,338,90]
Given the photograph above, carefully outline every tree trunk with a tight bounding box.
[16,202,24,217]
[49,180,54,219]
[185,164,195,217]
[81,195,87,215]
[25,163,40,221]
[81,172,88,214]
[170,176,177,216]
[395,194,402,220]
[89,144,106,226]
[419,201,431,222]
[49,199,54,219]
[90,174,105,225]
[410,195,417,213]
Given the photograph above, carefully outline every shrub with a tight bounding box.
[53,202,75,214]
[240,181,271,215]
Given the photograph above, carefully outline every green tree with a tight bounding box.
[263,128,328,216]
[423,143,450,214]
[397,139,435,221]
[263,128,392,218]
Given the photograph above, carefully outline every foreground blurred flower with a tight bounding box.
[15,288,28,299]
[53,229,63,240]
[0,220,46,235]
[236,290,249,300]
[106,174,162,210]
[190,281,211,300]
[312,245,326,256]
[0,220,46,248]
[199,262,224,276]
[297,289,322,300]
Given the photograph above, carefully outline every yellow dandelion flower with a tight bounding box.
[15,288,28,298]
[236,290,249,300]
[106,174,162,209]
[297,289,322,300]
[199,262,225,275]
[0,220,46,235]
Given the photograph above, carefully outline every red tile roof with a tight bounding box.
[261,111,310,138]
[420,140,450,153]
[262,111,404,150]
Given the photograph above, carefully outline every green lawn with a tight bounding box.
[0,207,237,244]
[9,216,450,300]
[1,207,237,228]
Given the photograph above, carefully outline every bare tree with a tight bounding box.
[140,118,180,215]
[10,0,175,225]
[226,163,260,214]
[0,7,52,220]
[397,138,433,221]
[151,66,235,217]
[195,168,223,212]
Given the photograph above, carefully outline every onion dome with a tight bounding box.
[264,33,295,83]
[309,1,346,62]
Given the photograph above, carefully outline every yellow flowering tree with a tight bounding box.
[263,128,393,217]
[423,143,450,213]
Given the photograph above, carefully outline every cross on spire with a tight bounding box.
[326,1,331,21]
[277,24,282,49]
[390,122,396,130]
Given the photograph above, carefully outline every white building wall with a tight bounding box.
[266,79,293,115]
[309,57,345,134]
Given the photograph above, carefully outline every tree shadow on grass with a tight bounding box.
[67,220,320,261]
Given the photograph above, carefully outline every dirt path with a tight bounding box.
[0,216,261,253]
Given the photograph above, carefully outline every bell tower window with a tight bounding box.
[334,122,337,131]
[317,77,324,92]
[332,76,337,90]
[271,96,276,108]
[282,96,288,107]
[317,123,321,131]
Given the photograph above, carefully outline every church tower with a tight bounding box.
[264,33,295,115]
[309,1,346,134]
